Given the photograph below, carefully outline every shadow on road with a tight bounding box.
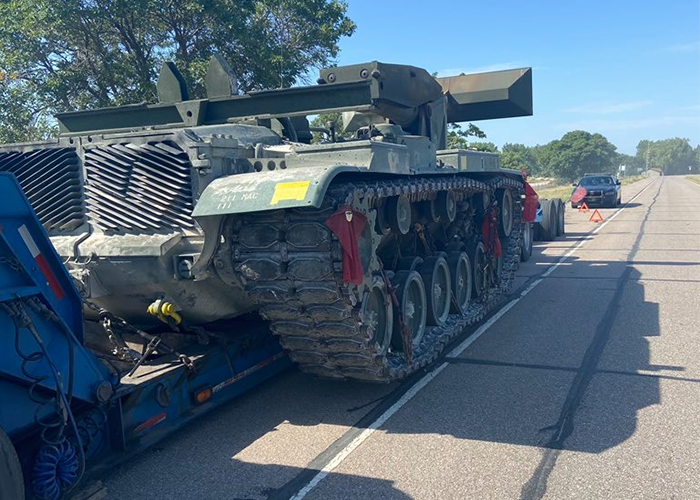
[103,252,671,499]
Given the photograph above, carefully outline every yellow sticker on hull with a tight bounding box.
[270,180,311,205]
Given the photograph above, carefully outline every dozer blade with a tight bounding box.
[437,67,532,123]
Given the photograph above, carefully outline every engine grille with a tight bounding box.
[0,147,85,232]
[84,141,196,232]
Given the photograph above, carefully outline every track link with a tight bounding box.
[229,175,524,382]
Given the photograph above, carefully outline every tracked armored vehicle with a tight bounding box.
[0,58,533,382]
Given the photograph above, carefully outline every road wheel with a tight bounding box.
[491,254,503,286]
[391,271,427,352]
[361,277,393,355]
[497,188,514,238]
[470,241,488,298]
[539,199,556,241]
[447,251,472,314]
[419,255,452,326]
[386,194,412,235]
[521,222,533,262]
[0,426,24,500]
[436,190,457,223]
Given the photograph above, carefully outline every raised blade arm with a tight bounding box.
[54,58,532,136]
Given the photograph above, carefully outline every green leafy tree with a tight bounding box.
[467,141,498,153]
[309,112,343,142]
[636,138,696,175]
[446,123,486,149]
[617,153,641,175]
[500,142,540,175]
[538,130,618,181]
[0,0,355,141]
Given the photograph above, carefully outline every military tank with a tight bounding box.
[0,57,533,382]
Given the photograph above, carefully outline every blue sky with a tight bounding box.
[334,0,700,155]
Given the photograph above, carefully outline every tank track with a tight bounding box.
[229,175,524,382]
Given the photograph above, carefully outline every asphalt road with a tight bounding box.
[103,176,700,500]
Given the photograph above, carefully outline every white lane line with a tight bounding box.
[590,179,657,235]
[290,179,659,500]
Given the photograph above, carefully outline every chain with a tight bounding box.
[0,256,23,273]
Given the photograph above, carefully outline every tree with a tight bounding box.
[309,112,343,142]
[467,141,498,153]
[617,153,641,175]
[0,0,355,141]
[636,138,696,175]
[446,123,486,149]
[500,143,540,175]
[538,130,618,181]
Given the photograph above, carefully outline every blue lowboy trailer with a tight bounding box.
[0,172,290,500]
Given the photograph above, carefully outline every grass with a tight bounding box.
[620,175,645,185]
[535,175,646,202]
[687,176,700,186]
[535,184,575,201]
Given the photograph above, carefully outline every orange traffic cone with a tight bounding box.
[589,209,604,223]
[578,202,590,213]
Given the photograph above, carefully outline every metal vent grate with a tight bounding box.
[84,141,195,232]
[0,147,85,232]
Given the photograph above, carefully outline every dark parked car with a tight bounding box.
[571,173,621,208]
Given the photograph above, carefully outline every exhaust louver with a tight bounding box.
[84,141,195,232]
[0,148,85,232]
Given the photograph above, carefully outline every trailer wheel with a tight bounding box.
[556,199,566,236]
[0,426,24,500]
[539,199,557,241]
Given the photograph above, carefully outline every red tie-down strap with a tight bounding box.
[326,205,368,285]
[522,182,539,223]
[481,206,502,258]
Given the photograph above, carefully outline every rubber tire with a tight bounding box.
[539,199,557,241]
[532,222,542,242]
[521,222,533,262]
[419,255,452,326]
[556,199,565,236]
[391,270,427,352]
[0,426,24,500]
